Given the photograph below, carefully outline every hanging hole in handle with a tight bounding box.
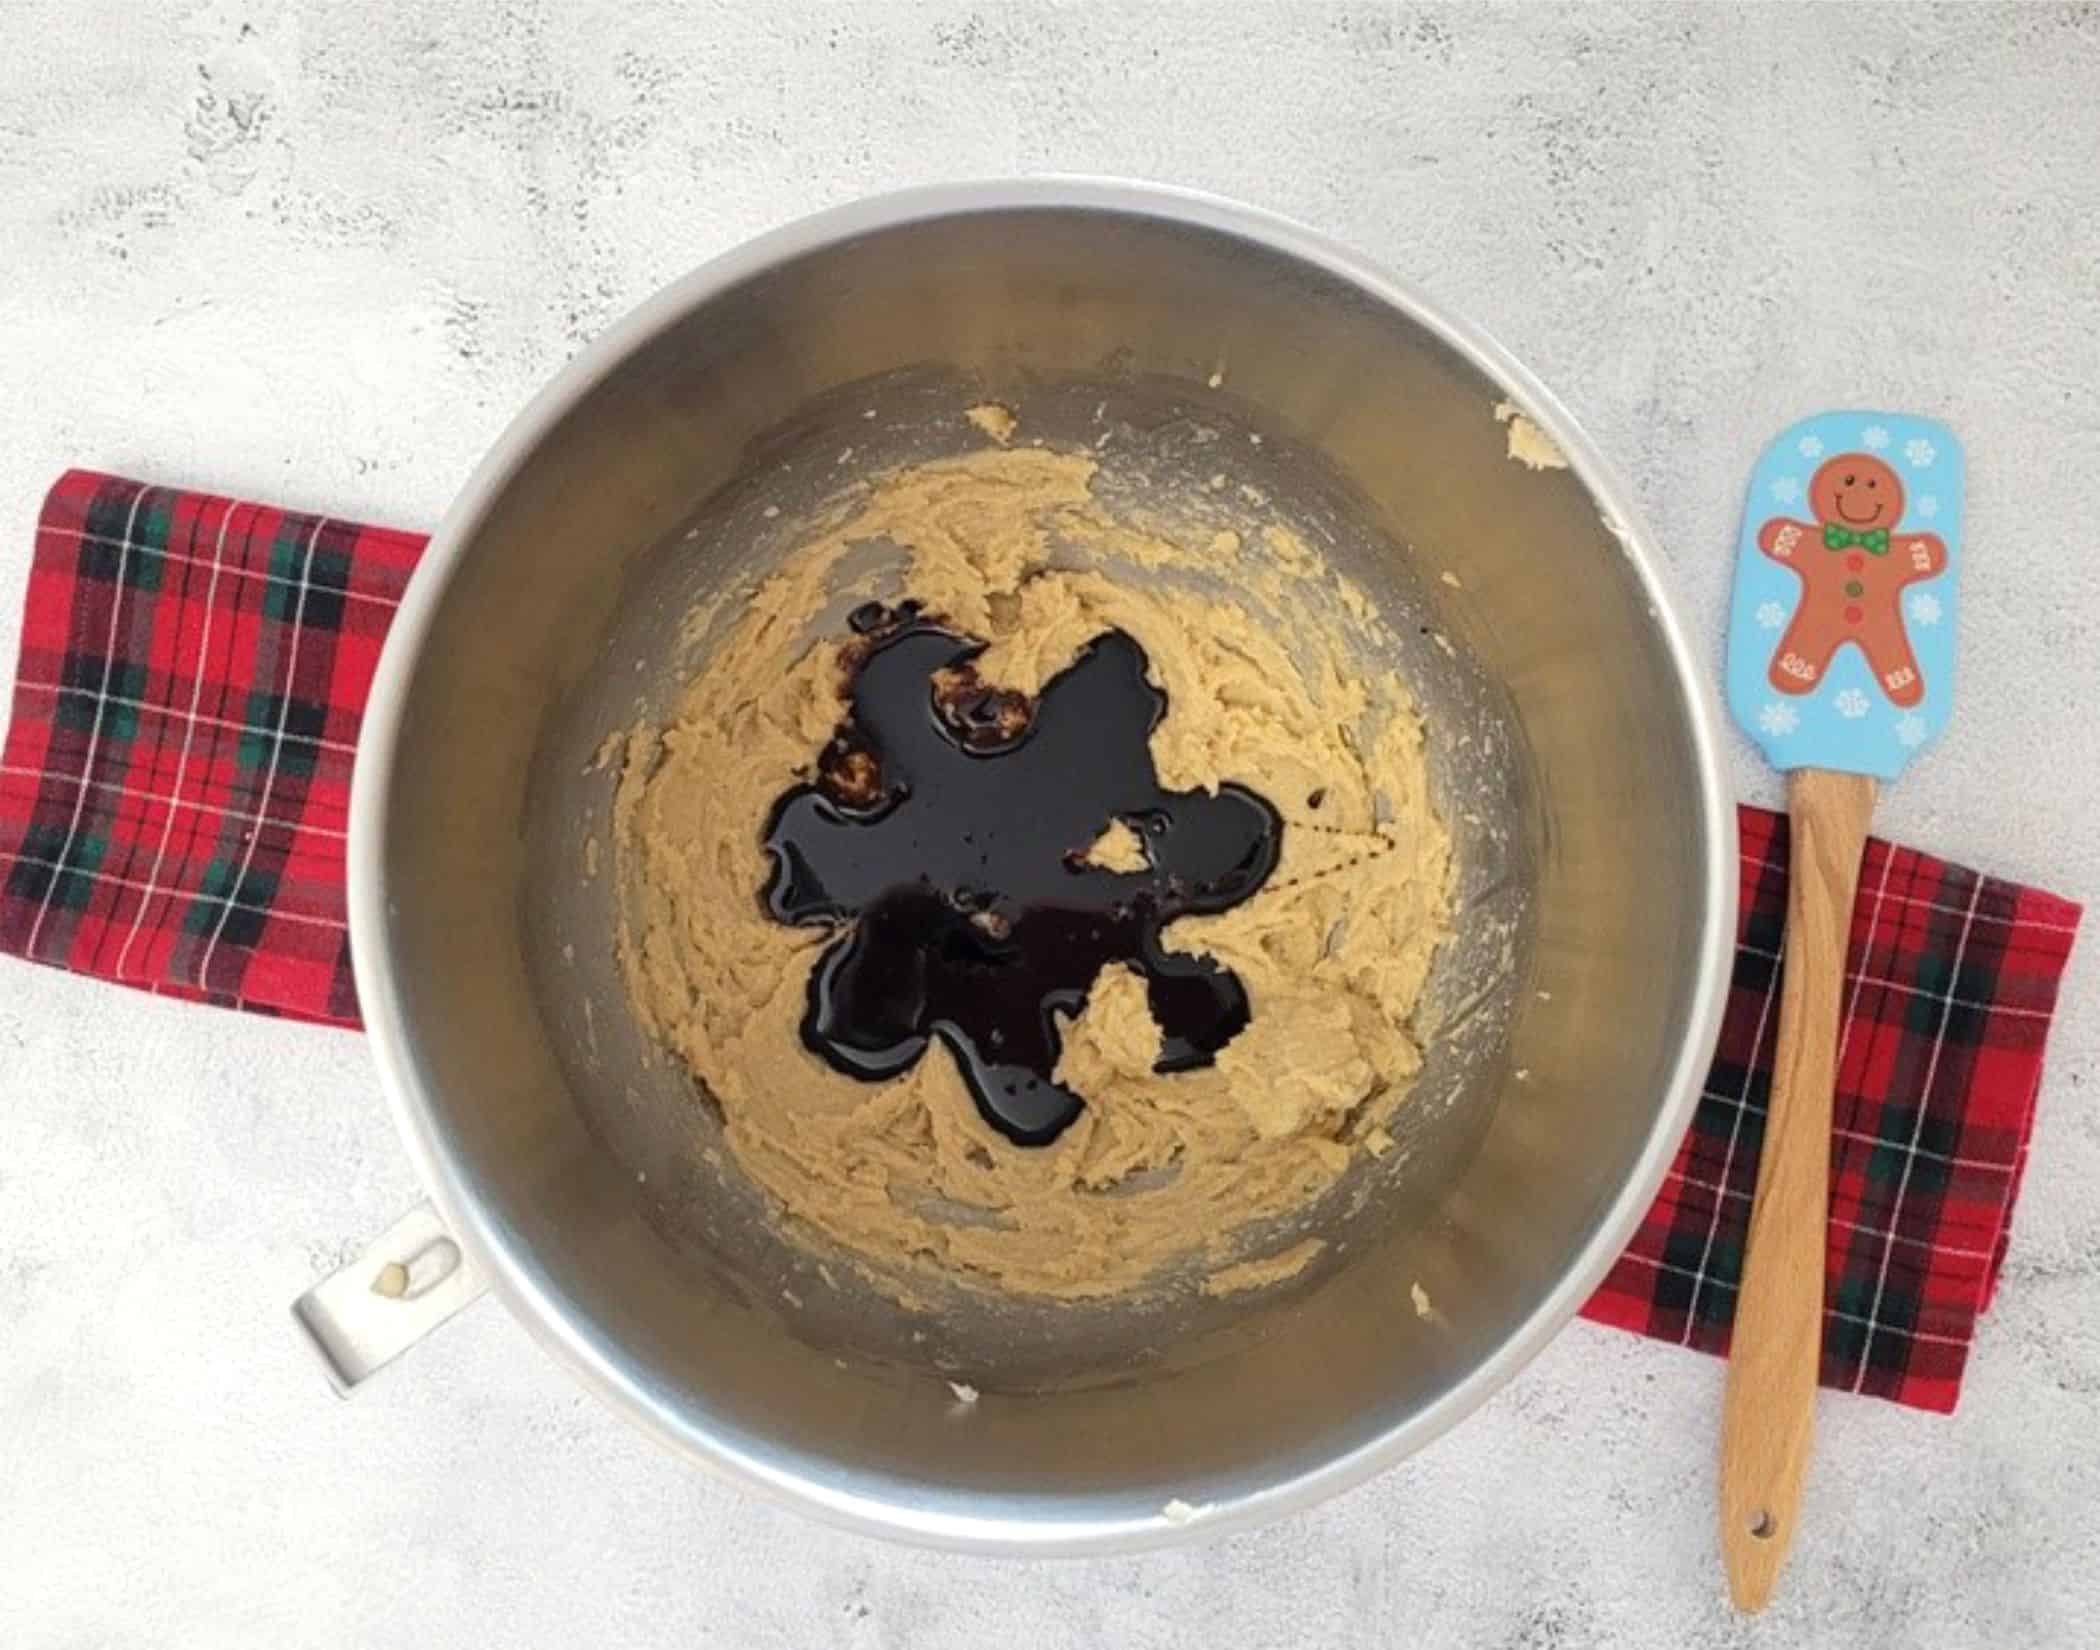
[371,1237,464,1302]
[1748,1509,1777,1540]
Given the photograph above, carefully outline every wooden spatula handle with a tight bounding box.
[1719,766,1876,1611]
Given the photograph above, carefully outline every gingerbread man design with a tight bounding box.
[1756,452,1946,707]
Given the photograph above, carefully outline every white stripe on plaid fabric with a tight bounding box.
[1658,1165,2001,1261]
[1878,882,2080,933]
[194,514,329,992]
[1,850,342,929]
[1680,1084,2029,1171]
[1736,943,2055,1017]
[22,485,147,961]
[0,764,349,842]
[1837,846,1896,1072]
[39,521,402,610]
[1823,842,1898,1388]
[13,681,362,755]
[114,497,241,985]
[1849,874,1984,1394]
[1828,1118,2025,1173]
[1607,1253,1971,1347]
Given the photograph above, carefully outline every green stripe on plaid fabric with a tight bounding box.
[0,470,2083,1413]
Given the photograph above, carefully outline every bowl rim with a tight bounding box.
[348,176,1738,1554]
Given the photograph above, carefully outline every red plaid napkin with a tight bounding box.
[0,472,418,1024]
[1580,808,2080,1411]
[2,471,2082,1411]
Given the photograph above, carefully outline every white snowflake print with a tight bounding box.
[1904,437,1936,468]
[1908,590,1943,626]
[1833,688,1871,719]
[1755,599,1788,631]
[1770,475,1801,504]
[1895,713,1929,749]
[1861,425,1892,451]
[1916,494,1940,519]
[1796,435,1824,459]
[1758,701,1801,737]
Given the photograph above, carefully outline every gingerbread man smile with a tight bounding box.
[1756,452,1946,707]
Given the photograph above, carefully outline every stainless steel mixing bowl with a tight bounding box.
[349,180,1734,1551]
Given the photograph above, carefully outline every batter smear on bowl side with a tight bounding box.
[616,442,1452,1301]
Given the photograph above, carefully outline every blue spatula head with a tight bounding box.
[1726,411,1963,780]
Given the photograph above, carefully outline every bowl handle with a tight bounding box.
[291,1202,489,1395]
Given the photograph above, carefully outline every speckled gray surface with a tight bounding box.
[3,4,2097,1645]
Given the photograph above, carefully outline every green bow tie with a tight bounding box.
[1824,523,1890,554]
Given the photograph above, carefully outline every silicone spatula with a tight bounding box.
[1718,411,1964,1611]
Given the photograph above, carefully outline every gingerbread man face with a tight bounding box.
[1809,453,1902,533]
[1756,450,1946,708]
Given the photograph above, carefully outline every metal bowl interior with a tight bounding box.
[351,183,1732,1551]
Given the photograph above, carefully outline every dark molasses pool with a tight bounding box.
[760,605,1282,1145]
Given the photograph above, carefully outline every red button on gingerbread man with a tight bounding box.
[1755,452,1946,707]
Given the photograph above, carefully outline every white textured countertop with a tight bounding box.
[3,5,2096,1645]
